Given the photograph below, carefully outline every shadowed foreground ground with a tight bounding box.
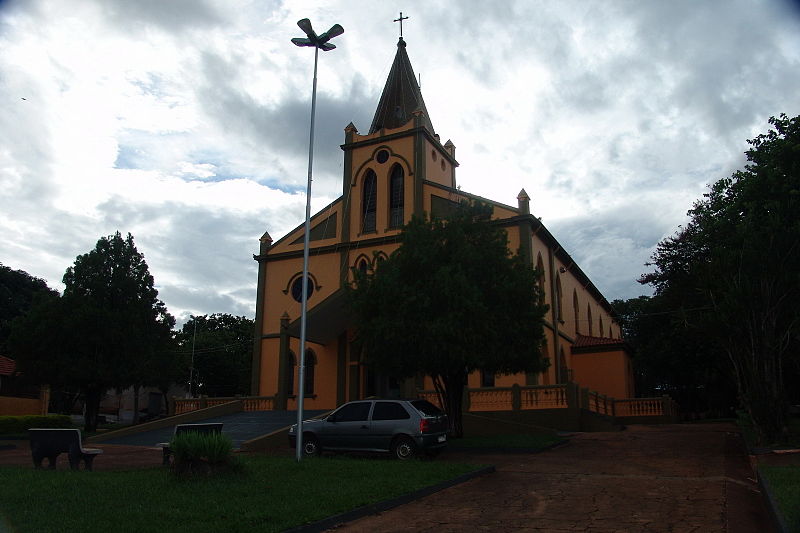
[333,423,770,532]
[0,422,771,532]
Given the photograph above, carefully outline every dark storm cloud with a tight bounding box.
[195,50,373,187]
[92,195,297,321]
[547,206,668,300]
[96,0,225,33]
[623,0,800,135]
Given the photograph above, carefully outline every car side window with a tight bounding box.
[372,402,411,421]
[333,402,372,422]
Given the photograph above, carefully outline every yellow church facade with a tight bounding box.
[251,38,634,412]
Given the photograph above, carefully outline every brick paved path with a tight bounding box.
[334,423,769,532]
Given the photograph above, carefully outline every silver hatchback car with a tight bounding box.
[288,399,448,459]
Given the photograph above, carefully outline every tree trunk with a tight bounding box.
[132,385,140,425]
[434,371,466,438]
[83,385,102,433]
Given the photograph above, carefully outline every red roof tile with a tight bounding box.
[573,334,625,349]
[0,355,17,377]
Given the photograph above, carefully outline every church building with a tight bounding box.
[251,37,634,412]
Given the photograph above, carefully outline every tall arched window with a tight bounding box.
[556,275,563,322]
[587,304,593,336]
[286,351,296,396]
[573,290,580,335]
[362,170,377,233]
[389,164,404,228]
[535,253,546,304]
[304,349,317,395]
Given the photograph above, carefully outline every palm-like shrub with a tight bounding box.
[170,432,237,475]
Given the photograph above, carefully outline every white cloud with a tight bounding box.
[1,0,799,325]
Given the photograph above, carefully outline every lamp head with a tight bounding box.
[292,18,343,50]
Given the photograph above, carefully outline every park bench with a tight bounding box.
[157,423,223,465]
[29,428,103,471]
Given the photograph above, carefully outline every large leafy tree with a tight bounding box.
[348,201,549,437]
[641,114,800,443]
[174,314,253,397]
[0,264,58,353]
[9,232,175,431]
[611,296,736,416]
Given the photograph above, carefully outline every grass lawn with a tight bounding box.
[0,455,480,533]
[454,432,565,450]
[760,465,800,532]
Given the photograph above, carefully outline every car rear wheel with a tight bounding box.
[391,436,417,460]
[302,434,320,457]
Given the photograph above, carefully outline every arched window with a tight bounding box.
[389,164,404,228]
[358,258,368,274]
[587,304,593,336]
[573,290,580,335]
[480,370,495,388]
[535,253,545,304]
[304,349,317,395]
[556,275,563,322]
[286,351,296,396]
[362,169,377,233]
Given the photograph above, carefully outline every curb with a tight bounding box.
[757,468,791,533]
[284,465,496,533]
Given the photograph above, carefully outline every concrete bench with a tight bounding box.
[157,423,223,465]
[29,428,103,471]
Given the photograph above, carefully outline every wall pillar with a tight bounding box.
[276,312,290,410]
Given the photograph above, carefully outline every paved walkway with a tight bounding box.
[334,423,770,532]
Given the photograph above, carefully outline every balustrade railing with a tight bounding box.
[416,384,674,421]
[171,387,674,421]
[520,385,568,409]
[469,388,513,412]
[173,395,276,415]
[615,397,670,417]
[587,391,614,416]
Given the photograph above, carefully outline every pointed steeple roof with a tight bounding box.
[368,38,434,134]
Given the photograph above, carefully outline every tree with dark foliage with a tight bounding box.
[175,314,253,397]
[0,263,58,352]
[641,114,800,443]
[611,296,736,417]
[9,233,175,431]
[348,201,549,437]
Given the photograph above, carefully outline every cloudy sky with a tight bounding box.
[1,0,799,325]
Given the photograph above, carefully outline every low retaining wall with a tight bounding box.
[86,400,243,443]
[0,396,45,416]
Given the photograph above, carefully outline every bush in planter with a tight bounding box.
[170,432,240,476]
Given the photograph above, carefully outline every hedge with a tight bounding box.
[0,415,72,435]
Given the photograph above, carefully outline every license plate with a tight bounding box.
[437,435,446,443]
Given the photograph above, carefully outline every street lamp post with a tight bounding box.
[291,18,343,462]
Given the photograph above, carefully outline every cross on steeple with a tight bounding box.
[393,12,409,38]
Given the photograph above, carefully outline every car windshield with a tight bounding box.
[410,399,443,417]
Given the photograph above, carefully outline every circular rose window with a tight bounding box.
[376,149,390,164]
[290,276,314,302]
